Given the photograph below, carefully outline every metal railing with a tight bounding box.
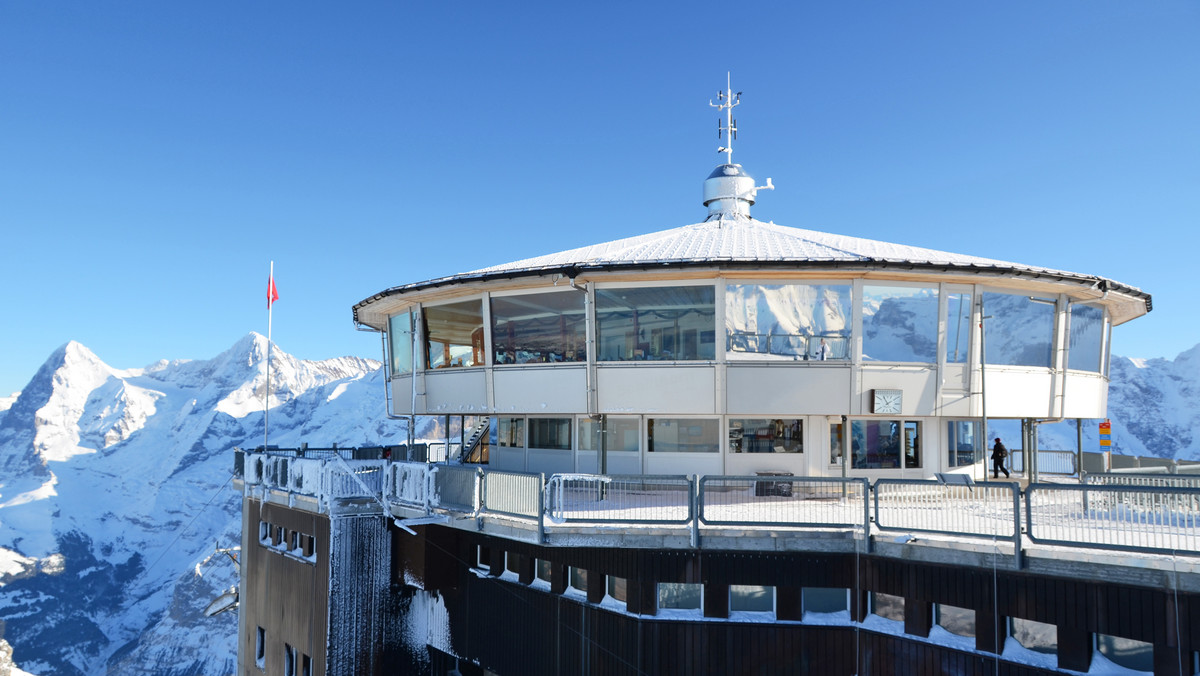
[237,449,1200,560]
[1026,484,1200,556]
[1084,472,1200,489]
[545,474,694,525]
[874,479,1020,539]
[698,476,868,529]
[1010,450,1079,476]
[430,464,480,513]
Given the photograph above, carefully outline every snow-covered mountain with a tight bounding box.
[0,334,410,676]
[0,334,1196,675]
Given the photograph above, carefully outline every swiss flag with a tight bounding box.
[267,274,279,308]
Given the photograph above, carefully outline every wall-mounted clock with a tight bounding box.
[872,389,903,415]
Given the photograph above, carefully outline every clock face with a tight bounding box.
[873,389,902,414]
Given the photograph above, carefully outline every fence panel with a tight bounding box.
[482,470,543,520]
[388,461,431,509]
[1085,473,1200,489]
[431,464,480,513]
[1026,484,1200,555]
[546,474,693,524]
[874,479,1018,539]
[324,460,386,499]
[698,476,868,529]
[1010,450,1078,476]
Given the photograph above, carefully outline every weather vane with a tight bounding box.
[710,72,742,165]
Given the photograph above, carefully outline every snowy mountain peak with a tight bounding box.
[0,335,405,676]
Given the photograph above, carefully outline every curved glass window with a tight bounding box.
[388,311,414,376]
[647,418,719,453]
[597,286,715,361]
[944,292,972,364]
[725,284,851,360]
[982,293,1055,368]
[1068,304,1104,372]
[491,291,586,365]
[862,285,938,362]
[728,419,803,453]
[425,299,484,369]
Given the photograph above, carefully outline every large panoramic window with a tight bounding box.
[491,291,586,365]
[981,292,1055,368]
[388,311,414,376]
[725,283,851,360]
[579,417,640,453]
[647,418,719,453]
[944,292,972,364]
[528,418,571,450]
[425,299,484,369]
[862,285,938,362]
[1068,304,1104,372]
[596,286,715,361]
[850,420,920,469]
[728,419,803,453]
[946,419,982,468]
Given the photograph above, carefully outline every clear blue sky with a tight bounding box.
[1,2,1197,396]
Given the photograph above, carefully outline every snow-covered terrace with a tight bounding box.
[236,449,1200,585]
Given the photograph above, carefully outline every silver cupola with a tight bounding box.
[704,73,773,220]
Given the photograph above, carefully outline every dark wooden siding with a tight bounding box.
[377,525,1199,676]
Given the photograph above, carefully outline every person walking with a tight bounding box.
[991,437,1010,479]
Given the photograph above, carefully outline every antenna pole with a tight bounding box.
[709,71,740,164]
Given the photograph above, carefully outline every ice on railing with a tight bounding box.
[390,462,430,508]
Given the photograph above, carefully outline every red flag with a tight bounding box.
[267,274,279,308]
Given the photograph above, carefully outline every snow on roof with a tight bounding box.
[355,217,1149,321]
[470,218,1063,275]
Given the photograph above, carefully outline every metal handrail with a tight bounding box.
[239,448,1200,559]
[1026,483,1200,556]
[545,474,694,525]
[698,475,868,530]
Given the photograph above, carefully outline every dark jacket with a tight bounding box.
[991,440,1008,460]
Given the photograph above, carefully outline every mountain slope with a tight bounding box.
[0,334,408,676]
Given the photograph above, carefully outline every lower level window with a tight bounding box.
[1096,634,1153,672]
[731,585,774,612]
[947,419,982,467]
[729,419,803,453]
[648,418,719,453]
[851,420,921,469]
[528,418,572,450]
[658,582,703,610]
[935,604,975,638]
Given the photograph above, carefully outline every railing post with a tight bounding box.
[864,478,873,553]
[537,474,546,544]
[690,475,700,549]
[475,467,485,529]
[1012,483,1023,570]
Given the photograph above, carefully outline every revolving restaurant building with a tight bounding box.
[352,162,1150,480]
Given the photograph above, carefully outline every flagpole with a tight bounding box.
[265,261,274,451]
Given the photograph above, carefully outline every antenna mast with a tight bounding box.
[710,72,741,165]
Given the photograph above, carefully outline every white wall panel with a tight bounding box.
[492,366,587,414]
[423,369,489,413]
[597,366,716,414]
[726,365,851,415]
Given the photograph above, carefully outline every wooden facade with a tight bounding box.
[381,525,1197,675]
